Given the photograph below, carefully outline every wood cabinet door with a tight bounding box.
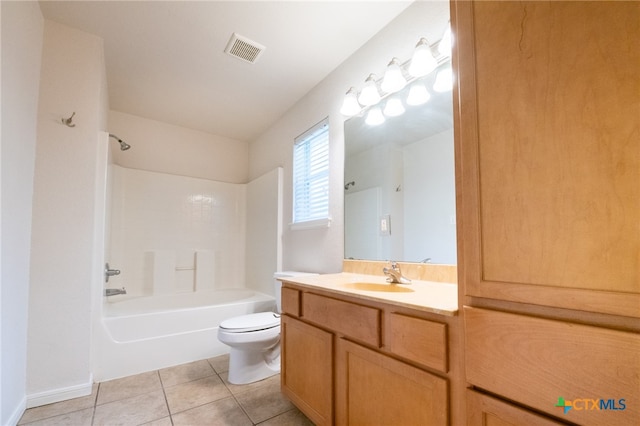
[335,338,447,426]
[467,390,566,426]
[453,0,640,316]
[281,315,333,425]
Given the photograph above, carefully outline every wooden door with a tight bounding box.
[281,315,333,425]
[453,0,640,317]
[335,338,447,426]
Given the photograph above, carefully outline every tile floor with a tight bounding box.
[19,354,314,426]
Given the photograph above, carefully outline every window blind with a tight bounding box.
[293,119,329,224]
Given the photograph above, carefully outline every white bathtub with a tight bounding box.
[93,289,276,382]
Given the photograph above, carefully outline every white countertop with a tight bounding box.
[279,272,458,316]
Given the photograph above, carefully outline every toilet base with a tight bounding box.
[227,345,280,385]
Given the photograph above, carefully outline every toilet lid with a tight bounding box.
[219,312,280,333]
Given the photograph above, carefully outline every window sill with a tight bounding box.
[290,217,332,231]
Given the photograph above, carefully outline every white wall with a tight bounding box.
[109,110,248,183]
[27,20,108,406]
[0,2,44,424]
[249,1,450,273]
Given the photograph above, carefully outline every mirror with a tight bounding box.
[344,65,456,264]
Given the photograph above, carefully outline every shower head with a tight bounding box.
[108,133,131,151]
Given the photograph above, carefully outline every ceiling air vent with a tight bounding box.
[224,33,265,64]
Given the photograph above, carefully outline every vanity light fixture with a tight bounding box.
[408,38,438,78]
[383,97,405,117]
[340,88,362,116]
[365,107,385,126]
[357,74,382,106]
[340,24,452,122]
[406,82,431,106]
[381,58,407,93]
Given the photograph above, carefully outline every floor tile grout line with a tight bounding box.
[160,367,238,420]
[219,371,258,425]
[157,369,175,426]
[18,404,96,426]
[257,406,300,425]
[167,395,244,422]
[91,382,101,426]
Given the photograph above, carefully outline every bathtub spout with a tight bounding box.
[105,287,127,296]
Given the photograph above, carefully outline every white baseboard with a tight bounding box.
[26,375,93,409]
[5,395,27,426]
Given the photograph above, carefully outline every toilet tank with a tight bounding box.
[273,271,317,312]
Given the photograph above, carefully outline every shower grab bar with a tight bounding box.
[175,266,195,271]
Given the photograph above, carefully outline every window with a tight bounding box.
[292,118,330,228]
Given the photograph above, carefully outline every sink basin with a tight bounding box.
[341,282,414,293]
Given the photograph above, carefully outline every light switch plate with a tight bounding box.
[380,214,391,236]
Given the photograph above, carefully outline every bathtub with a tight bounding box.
[93,289,276,382]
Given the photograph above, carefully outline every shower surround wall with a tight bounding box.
[108,166,246,297]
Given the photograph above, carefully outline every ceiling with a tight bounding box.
[39,1,414,142]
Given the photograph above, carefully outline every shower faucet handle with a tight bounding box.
[105,263,121,283]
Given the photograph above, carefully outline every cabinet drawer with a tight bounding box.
[467,390,565,426]
[386,313,448,373]
[281,287,300,316]
[465,307,640,425]
[302,292,380,346]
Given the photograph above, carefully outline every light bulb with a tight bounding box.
[357,74,381,106]
[381,58,407,94]
[340,88,362,116]
[383,97,405,117]
[365,107,385,126]
[438,25,452,57]
[407,82,431,106]
[433,66,453,92]
[408,38,437,77]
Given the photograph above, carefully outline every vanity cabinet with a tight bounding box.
[452,0,639,424]
[280,282,455,425]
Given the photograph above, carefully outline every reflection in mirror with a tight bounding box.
[344,62,456,264]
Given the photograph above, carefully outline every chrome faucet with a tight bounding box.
[105,287,127,296]
[383,261,412,284]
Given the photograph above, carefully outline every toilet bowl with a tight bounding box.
[218,312,281,384]
[217,271,316,384]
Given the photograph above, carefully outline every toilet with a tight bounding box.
[217,271,315,384]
